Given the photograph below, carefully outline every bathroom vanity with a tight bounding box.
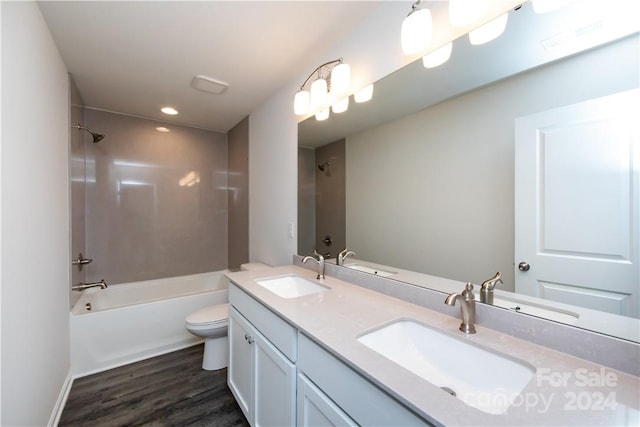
[226,265,640,426]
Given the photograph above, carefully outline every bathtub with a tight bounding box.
[70,270,229,377]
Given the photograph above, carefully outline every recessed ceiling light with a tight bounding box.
[156,127,170,132]
[161,107,178,115]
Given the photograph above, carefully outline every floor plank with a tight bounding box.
[59,345,249,427]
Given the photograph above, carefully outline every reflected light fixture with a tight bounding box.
[294,58,352,120]
[468,13,508,45]
[422,42,453,68]
[449,0,487,27]
[354,84,374,103]
[532,0,574,14]
[401,0,433,55]
[155,126,170,132]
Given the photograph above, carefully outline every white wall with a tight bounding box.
[346,35,640,289]
[1,3,71,425]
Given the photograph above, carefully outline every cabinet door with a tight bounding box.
[297,373,357,427]
[254,331,296,427]
[228,307,254,422]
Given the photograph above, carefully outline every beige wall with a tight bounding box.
[84,109,228,285]
[346,35,640,289]
[1,2,72,425]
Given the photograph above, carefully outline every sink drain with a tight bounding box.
[441,386,457,397]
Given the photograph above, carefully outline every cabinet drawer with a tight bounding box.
[298,373,357,427]
[298,333,433,426]
[229,282,297,361]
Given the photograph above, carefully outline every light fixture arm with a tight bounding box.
[298,58,343,90]
[408,0,422,16]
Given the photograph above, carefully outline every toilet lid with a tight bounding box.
[185,303,229,326]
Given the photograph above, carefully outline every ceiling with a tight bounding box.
[38,1,382,133]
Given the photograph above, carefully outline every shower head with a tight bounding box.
[73,124,105,143]
[318,161,330,171]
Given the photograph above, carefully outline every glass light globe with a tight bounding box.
[401,8,433,55]
[422,42,453,68]
[294,90,310,115]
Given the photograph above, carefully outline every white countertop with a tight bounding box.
[226,265,640,426]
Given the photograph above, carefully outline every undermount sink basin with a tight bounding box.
[256,275,329,299]
[489,295,580,325]
[357,320,535,415]
[344,263,396,277]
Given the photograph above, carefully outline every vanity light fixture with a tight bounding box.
[315,108,330,121]
[161,107,178,115]
[354,84,374,103]
[294,58,352,119]
[331,97,349,114]
[422,42,453,68]
[156,126,170,132]
[449,0,487,28]
[468,12,508,45]
[531,0,574,14]
[401,0,433,55]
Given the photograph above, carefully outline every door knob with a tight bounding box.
[518,262,530,272]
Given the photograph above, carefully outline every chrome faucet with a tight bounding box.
[302,251,325,280]
[337,248,356,266]
[480,272,503,304]
[445,283,476,334]
[72,279,108,291]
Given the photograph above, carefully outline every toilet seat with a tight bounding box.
[185,303,228,328]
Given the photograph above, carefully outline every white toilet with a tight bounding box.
[185,262,271,370]
[185,303,229,370]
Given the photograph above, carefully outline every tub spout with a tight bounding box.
[72,279,108,291]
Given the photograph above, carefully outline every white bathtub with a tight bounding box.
[70,270,229,377]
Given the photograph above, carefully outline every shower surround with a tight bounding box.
[81,109,228,285]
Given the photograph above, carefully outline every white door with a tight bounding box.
[515,89,639,318]
[228,307,254,423]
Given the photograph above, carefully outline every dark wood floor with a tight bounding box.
[59,344,249,427]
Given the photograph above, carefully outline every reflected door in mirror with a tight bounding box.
[515,89,639,318]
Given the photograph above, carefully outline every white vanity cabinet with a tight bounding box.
[228,279,432,427]
[298,334,433,427]
[297,372,357,426]
[228,284,297,427]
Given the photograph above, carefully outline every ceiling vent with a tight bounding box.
[191,75,229,94]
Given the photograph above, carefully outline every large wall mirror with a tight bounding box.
[298,1,640,342]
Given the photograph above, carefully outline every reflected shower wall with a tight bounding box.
[83,109,228,285]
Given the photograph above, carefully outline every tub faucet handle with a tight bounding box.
[72,252,93,272]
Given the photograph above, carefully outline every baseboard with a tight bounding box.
[48,370,74,426]
[72,339,204,379]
